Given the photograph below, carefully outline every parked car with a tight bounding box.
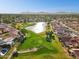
[0,48,9,56]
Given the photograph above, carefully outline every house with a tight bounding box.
[59,36,72,47]
[60,36,79,48]
[0,23,24,47]
[69,49,79,59]
[70,37,79,48]
[69,40,79,48]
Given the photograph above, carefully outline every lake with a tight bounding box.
[25,22,46,33]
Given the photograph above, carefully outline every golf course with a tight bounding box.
[13,22,72,59]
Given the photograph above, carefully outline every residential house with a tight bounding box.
[0,23,24,47]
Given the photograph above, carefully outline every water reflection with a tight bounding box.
[26,22,46,33]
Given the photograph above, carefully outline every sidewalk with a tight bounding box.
[18,48,39,54]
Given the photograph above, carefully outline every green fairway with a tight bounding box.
[0,57,3,59]
[13,29,72,59]
[18,30,45,50]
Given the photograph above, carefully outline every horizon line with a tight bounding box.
[0,11,79,14]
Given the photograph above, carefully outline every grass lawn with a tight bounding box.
[22,22,35,27]
[13,29,72,59]
[18,30,45,50]
[0,57,3,59]
[14,22,35,30]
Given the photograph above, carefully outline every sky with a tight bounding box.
[0,0,79,13]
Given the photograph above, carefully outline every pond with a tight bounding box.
[25,22,46,33]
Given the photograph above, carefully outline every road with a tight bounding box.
[7,47,16,59]
[3,43,19,59]
[60,22,79,36]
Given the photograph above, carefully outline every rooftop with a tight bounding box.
[0,23,20,44]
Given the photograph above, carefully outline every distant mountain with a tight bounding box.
[20,11,79,14]
[20,12,49,14]
[0,11,79,14]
